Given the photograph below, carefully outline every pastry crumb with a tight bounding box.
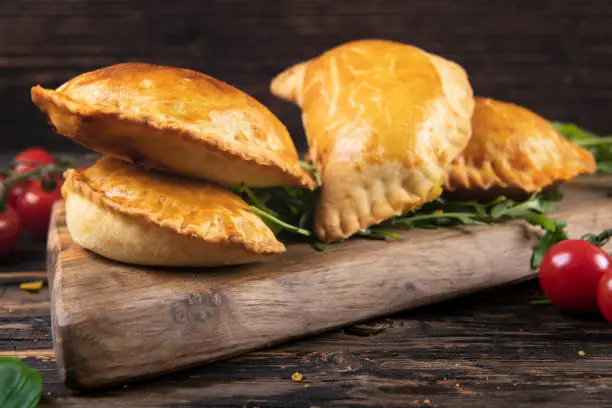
[20,280,44,292]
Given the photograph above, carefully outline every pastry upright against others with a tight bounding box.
[271,39,474,242]
[445,97,596,193]
[62,157,285,267]
[31,63,315,189]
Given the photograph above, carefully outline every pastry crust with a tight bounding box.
[446,97,596,192]
[62,157,285,267]
[32,63,315,189]
[271,39,474,242]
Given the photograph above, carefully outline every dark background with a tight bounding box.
[1,0,611,154]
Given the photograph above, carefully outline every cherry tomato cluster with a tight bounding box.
[0,148,64,258]
[538,231,612,322]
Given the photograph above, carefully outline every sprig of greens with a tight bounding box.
[235,166,566,261]
[0,357,43,408]
[553,122,612,173]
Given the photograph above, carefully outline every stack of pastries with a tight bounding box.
[32,39,596,267]
[31,63,315,266]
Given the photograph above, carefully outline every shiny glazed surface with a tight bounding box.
[82,156,247,217]
[57,63,297,158]
[31,63,315,189]
[62,157,284,250]
[300,40,443,168]
[446,97,596,192]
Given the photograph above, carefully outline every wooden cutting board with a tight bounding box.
[47,178,612,390]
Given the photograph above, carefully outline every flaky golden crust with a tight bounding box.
[62,157,285,266]
[271,39,474,242]
[32,63,315,189]
[446,97,596,192]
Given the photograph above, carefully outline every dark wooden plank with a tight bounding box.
[2,0,612,153]
[4,280,612,407]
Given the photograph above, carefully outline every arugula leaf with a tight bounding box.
[311,240,329,252]
[358,228,402,240]
[530,299,553,306]
[238,171,566,261]
[0,357,43,408]
[530,221,568,269]
[553,122,612,173]
[247,205,311,237]
[300,161,322,186]
[233,182,327,249]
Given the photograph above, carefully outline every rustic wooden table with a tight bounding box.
[2,255,612,407]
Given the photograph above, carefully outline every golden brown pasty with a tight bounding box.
[446,97,596,192]
[270,39,474,242]
[32,63,315,189]
[62,156,285,267]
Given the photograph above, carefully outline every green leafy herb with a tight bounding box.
[530,222,568,269]
[0,357,43,408]
[358,227,402,240]
[236,164,566,257]
[247,205,311,237]
[380,189,564,235]
[530,299,553,306]
[229,181,325,248]
[553,122,612,173]
[300,160,322,186]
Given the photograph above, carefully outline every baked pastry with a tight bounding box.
[270,39,474,242]
[445,97,596,193]
[31,63,315,189]
[62,156,285,267]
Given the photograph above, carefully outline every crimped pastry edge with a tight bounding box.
[445,153,596,193]
[313,161,445,242]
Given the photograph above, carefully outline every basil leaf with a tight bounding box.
[0,357,43,408]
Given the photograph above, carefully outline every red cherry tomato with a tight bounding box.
[539,240,612,313]
[597,273,612,323]
[7,181,33,209]
[1,174,32,209]
[14,179,63,239]
[13,147,54,173]
[0,205,21,258]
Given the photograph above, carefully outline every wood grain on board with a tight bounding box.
[2,0,612,152]
[46,178,612,390]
